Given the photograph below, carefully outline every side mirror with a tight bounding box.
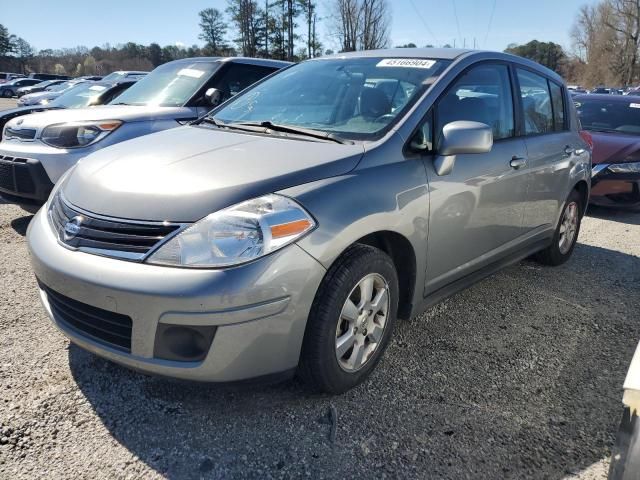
[434,121,493,176]
[205,87,222,107]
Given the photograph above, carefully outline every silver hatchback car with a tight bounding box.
[27,49,591,393]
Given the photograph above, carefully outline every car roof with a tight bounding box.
[312,48,564,84]
[322,47,473,60]
[164,56,292,69]
[573,93,634,102]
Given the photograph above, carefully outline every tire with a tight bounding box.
[2,89,12,98]
[299,244,399,394]
[535,189,583,266]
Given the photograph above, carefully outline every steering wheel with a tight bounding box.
[373,113,395,123]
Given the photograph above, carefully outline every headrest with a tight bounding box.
[360,87,392,119]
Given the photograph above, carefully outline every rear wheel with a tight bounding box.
[299,244,399,394]
[535,189,583,266]
[2,89,13,98]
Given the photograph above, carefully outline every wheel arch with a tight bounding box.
[353,230,417,320]
[573,179,589,217]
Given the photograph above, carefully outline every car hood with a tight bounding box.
[62,126,365,222]
[589,130,640,165]
[0,105,51,121]
[6,105,195,129]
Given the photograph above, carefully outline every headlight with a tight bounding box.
[40,120,122,148]
[147,194,316,268]
[40,99,50,105]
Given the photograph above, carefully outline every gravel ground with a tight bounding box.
[0,98,17,110]
[0,96,639,478]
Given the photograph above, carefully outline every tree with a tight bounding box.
[505,40,566,73]
[12,37,34,73]
[227,0,264,57]
[397,42,417,48]
[198,8,228,55]
[360,0,390,49]
[147,43,163,67]
[571,1,631,87]
[333,0,359,51]
[332,0,391,52]
[300,0,321,58]
[0,24,12,56]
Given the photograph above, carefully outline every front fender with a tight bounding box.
[280,154,430,311]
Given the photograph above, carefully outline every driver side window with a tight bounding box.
[435,64,515,144]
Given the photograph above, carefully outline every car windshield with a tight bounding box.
[49,83,108,108]
[575,98,640,134]
[109,62,217,107]
[33,80,56,89]
[46,81,75,92]
[211,57,450,140]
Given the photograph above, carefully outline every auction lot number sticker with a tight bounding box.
[377,59,436,69]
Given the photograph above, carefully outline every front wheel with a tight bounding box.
[535,189,583,266]
[2,90,13,98]
[299,244,399,394]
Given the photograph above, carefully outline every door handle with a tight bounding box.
[510,156,527,169]
[564,146,575,156]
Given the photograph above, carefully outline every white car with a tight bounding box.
[0,57,289,211]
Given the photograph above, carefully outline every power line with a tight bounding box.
[483,0,498,49]
[408,0,440,46]
[451,0,462,49]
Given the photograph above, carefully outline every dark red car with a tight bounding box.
[574,94,640,209]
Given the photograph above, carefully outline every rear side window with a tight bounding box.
[549,81,566,131]
[436,64,515,141]
[517,69,553,135]
[213,64,278,102]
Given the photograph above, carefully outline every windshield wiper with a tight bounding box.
[200,117,266,133]
[235,121,352,144]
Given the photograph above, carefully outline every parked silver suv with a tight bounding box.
[0,57,288,210]
[27,49,591,393]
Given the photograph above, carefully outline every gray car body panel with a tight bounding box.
[27,48,591,382]
[27,210,326,381]
[62,126,365,222]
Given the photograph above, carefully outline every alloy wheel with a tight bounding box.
[335,273,390,372]
[559,201,579,254]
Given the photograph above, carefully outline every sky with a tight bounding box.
[2,0,599,54]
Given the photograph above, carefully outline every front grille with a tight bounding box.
[42,284,133,352]
[4,127,36,140]
[0,156,36,194]
[49,193,183,261]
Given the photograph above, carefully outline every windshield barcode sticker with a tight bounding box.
[178,68,205,78]
[630,103,640,109]
[377,59,436,69]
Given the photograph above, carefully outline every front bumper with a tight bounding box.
[0,153,54,206]
[0,141,87,186]
[27,209,327,382]
[590,162,640,208]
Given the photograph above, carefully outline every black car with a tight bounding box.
[28,73,71,81]
[16,79,67,98]
[0,78,41,98]
[0,80,137,139]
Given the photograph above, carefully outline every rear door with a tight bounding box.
[423,62,530,295]
[515,68,578,229]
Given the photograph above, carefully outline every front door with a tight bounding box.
[422,63,530,295]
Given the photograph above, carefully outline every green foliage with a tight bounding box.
[198,8,228,54]
[0,24,13,56]
[504,40,566,73]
